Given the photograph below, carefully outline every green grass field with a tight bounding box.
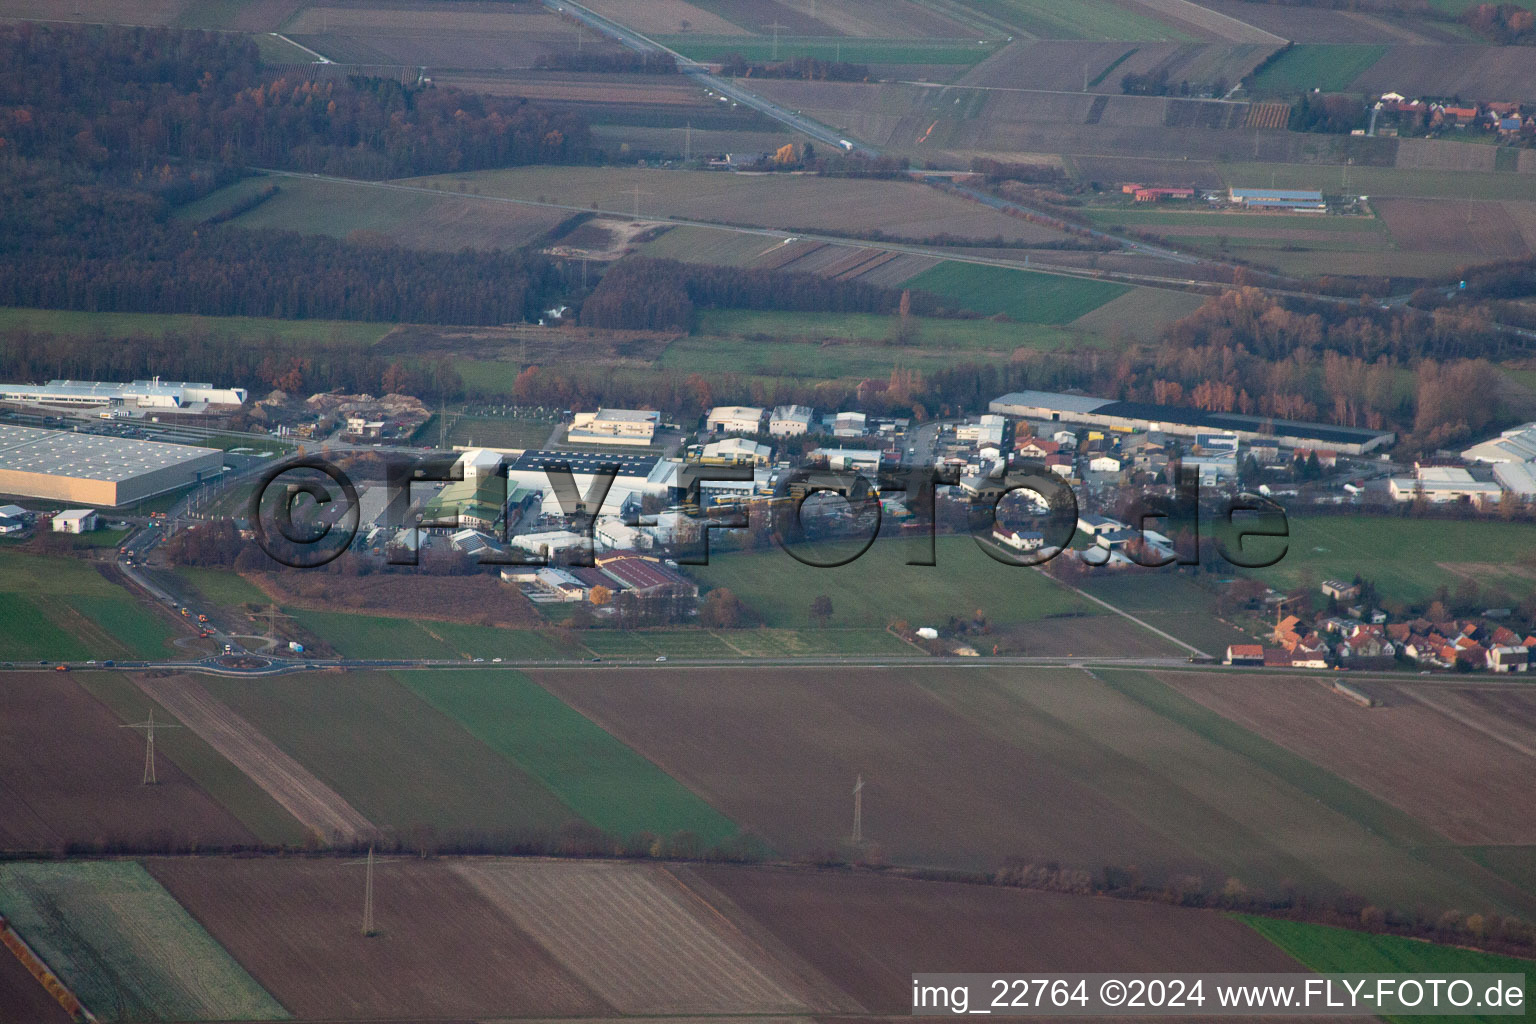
[0,305,390,346]
[428,413,558,450]
[0,550,178,660]
[0,591,85,661]
[1240,916,1532,1024]
[200,672,581,835]
[63,595,178,658]
[1248,44,1389,96]
[0,861,288,1023]
[395,670,741,844]
[658,35,1001,65]
[289,608,576,660]
[663,322,1085,379]
[906,263,1129,324]
[1078,573,1251,655]
[694,308,1090,351]
[690,535,1094,629]
[1250,514,1536,606]
[173,567,272,611]
[76,672,309,844]
[575,627,910,658]
[964,0,1192,39]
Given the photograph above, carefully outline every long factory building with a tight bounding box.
[0,378,247,412]
[0,425,224,505]
[989,390,1395,455]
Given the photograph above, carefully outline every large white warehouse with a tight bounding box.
[0,425,223,505]
[0,377,247,413]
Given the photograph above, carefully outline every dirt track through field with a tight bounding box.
[134,675,374,842]
[452,859,817,1014]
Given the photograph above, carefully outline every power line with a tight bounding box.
[119,708,183,785]
[854,773,866,847]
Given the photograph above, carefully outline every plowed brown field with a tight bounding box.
[689,866,1304,1013]
[147,857,608,1020]
[1157,672,1536,845]
[0,673,252,852]
[134,675,374,842]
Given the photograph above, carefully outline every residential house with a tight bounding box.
[1488,645,1529,673]
[1015,438,1061,460]
[994,528,1046,552]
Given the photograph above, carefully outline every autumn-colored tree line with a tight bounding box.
[0,23,591,177]
[0,165,567,325]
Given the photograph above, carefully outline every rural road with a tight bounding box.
[538,0,880,157]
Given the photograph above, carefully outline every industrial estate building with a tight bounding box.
[989,390,1394,455]
[0,425,224,505]
[1227,187,1327,213]
[567,408,659,446]
[0,378,247,413]
[706,406,765,434]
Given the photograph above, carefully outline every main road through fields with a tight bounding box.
[537,0,880,157]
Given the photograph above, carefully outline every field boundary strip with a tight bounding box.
[0,915,93,1023]
[134,675,375,842]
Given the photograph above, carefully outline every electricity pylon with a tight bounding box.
[120,708,182,785]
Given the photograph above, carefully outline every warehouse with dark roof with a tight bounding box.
[989,390,1394,455]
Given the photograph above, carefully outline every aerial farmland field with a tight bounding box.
[536,663,1524,914]
[1249,514,1536,605]
[1247,44,1390,96]
[183,174,569,251]
[0,550,178,661]
[198,671,582,836]
[905,262,1130,323]
[146,856,609,1021]
[452,859,831,1013]
[687,536,1096,629]
[962,0,1195,39]
[0,306,391,346]
[0,861,287,1023]
[690,866,1304,1013]
[283,2,623,68]
[1156,672,1536,846]
[396,669,741,844]
[0,672,257,852]
[399,166,1075,244]
[1345,44,1536,104]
